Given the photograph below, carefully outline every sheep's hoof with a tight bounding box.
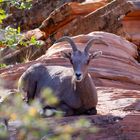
[64,110,75,117]
[85,107,97,115]
[39,109,54,117]
[40,108,65,117]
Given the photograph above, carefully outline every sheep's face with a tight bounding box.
[62,50,102,82]
[55,36,106,82]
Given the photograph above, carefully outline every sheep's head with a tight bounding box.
[55,36,107,82]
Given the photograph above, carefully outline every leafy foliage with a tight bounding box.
[0,0,32,10]
[11,0,32,9]
[0,0,98,139]
[0,0,32,24]
[0,63,6,68]
[0,9,6,23]
[0,123,7,139]
[0,87,98,140]
[0,26,23,49]
[0,26,42,49]
[0,26,43,64]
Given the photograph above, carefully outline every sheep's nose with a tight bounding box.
[76,73,81,78]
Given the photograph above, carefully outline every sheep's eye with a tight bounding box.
[86,59,90,65]
[70,59,73,64]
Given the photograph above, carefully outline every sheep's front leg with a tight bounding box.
[40,102,74,117]
[40,105,58,117]
[57,101,74,116]
[84,107,97,115]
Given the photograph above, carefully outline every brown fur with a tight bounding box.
[18,36,107,116]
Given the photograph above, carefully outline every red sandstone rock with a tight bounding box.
[38,32,140,90]
[123,6,140,46]
[0,32,140,90]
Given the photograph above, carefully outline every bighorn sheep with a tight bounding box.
[18,36,108,116]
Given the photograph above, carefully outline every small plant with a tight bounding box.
[0,0,32,10]
[0,123,8,139]
[0,26,42,49]
[0,26,23,49]
[0,26,43,64]
[10,0,32,9]
[0,86,98,140]
[0,63,7,68]
[0,0,33,24]
[0,8,6,23]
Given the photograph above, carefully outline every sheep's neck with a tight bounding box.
[75,73,97,109]
[75,73,91,93]
[76,73,89,87]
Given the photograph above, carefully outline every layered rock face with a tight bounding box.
[38,32,140,90]
[2,0,140,64]
[2,0,85,30]
[1,32,140,91]
[1,1,140,139]
[122,5,140,46]
[25,0,135,40]
[2,31,140,140]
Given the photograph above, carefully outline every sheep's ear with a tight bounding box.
[61,51,71,59]
[89,51,102,59]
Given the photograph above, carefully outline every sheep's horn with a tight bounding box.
[55,36,78,52]
[84,38,109,53]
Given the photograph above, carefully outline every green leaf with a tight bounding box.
[0,9,6,23]
[0,9,5,14]
[0,63,7,68]
[17,27,21,34]
[30,36,36,44]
